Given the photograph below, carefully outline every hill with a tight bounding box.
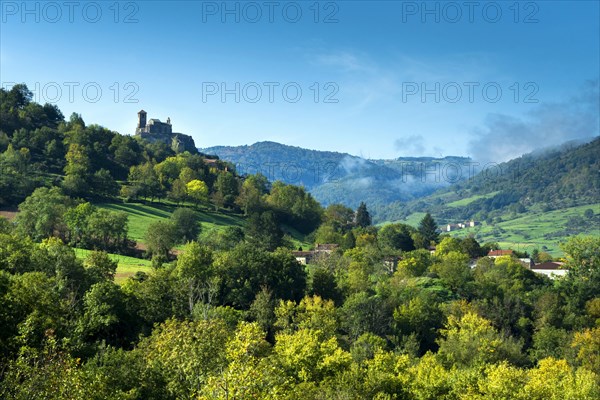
[0,84,316,280]
[201,141,470,222]
[391,137,600,254]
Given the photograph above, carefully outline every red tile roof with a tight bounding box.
[533,261,565,270]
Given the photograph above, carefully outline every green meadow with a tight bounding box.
[74,247,152,284]
[449,204,599,256]
[446,191,500,208]
[398,204,599,256]
[97,201,245,243]
[76,201,313,283]
[76,201,247,283]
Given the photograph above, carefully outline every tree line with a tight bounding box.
[1,83,599,399]
[1,205,599,398]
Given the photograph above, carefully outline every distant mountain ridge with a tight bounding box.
[396,136,600,223]
[382,137,600,254]
[200,141,471,222]
[200,141,359,190]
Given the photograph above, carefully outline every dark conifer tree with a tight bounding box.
[355,202,372,228]
[418,212,439,245]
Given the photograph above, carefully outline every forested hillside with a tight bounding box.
[1,84,599,399]
[0,83,324,264]
[201,142,470,221]
[390,138,600,253]
[398,138,600,222]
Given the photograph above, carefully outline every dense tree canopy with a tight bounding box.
[0,86,598,399]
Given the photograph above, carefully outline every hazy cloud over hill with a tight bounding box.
[469,80,599,163]
[201,141,472,222]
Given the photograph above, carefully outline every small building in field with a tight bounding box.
[445,221,478,232]
[446,224,460,232]
[530,261,568,278]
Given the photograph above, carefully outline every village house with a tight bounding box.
[446,224,460,232]
[314,243,339,253]
[203,157,229,172]
[445,220,478,232]
[292,243,339,265]
[292,251,315,265]
[484,249,567,278]
[485,249,532,267]
[530,261,568,278]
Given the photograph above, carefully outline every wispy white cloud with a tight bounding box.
[309,48,502,114]
[394,134,426,156]
[308,48,598,160]
[468,80,600,163]
[313,51,375,73]
[339,155,368,174]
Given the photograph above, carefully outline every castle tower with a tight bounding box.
[138,110,147,129]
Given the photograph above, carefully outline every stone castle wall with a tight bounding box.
[135,112,197,153]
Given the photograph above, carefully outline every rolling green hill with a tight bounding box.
[97,200,311,252]
[443,204,598,256]
[5,198,313,283]
[1,85,317,284]
[67,201,248,282]
[392,138,600,254]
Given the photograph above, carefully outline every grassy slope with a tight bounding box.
[282,225,313,250]
[74,248,152,284]
[5,198,324,281]
[446,191,500,208]
[91,201,313,281]
[401,204,600,256]
[401,212,428,228]
[97,201,245,243]
[389,139,600,255]
[98,200,313,248]
[86,201,247,282]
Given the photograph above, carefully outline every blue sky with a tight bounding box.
[1,1,598,160]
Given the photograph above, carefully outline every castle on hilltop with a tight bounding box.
[135,110,197,153]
